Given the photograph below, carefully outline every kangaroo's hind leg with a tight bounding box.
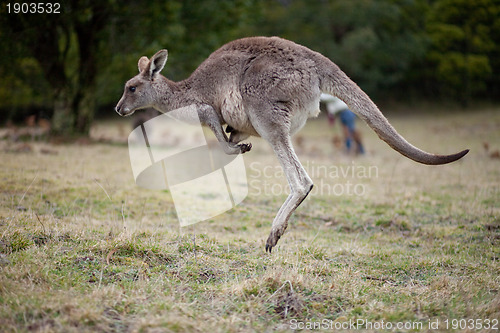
[265,135,313,252]
[248,103,314,252]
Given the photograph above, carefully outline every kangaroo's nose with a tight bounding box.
[115,105,121,114]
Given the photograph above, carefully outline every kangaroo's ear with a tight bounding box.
[147,49,168,80]
[138,56,149,73]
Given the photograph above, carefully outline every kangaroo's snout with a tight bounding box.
[115,104,126,116]
[115,103,134,117]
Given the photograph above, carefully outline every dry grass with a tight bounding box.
[0,107,499,332]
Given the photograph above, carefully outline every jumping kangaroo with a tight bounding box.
[115,36,469,252]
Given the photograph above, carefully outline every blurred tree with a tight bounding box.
[1,1,113,135]
[253,0,429,98]
[99,0,261,103]
[0,0,261,135]
[328,0,429,97]
[425,0,499,105]
[254,0,500,103]
[1,0,499,132]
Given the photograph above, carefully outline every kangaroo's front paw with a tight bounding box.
[265,230,281,253]
[239,143,252,154]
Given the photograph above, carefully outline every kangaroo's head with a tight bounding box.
[115,50,169,117]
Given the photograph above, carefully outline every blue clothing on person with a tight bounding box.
[340,109,365,154]
[340,109,356,131]
[320,94,365,155]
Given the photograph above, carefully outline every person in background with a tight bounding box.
[321,93,365,155]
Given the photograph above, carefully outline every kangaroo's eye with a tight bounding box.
[129,86,136,93]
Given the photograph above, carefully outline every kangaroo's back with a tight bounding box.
[191,36,321,85]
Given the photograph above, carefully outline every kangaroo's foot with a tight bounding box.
[239,142,252,153]
[220,142,252,155]
[265,228,283,253]
[265,184,313,253]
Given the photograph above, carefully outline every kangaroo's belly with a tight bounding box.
[289,91,321,136]
[220,88,259,136]
[219,85,321,137]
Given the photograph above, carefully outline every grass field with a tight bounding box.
[0,107,499,332]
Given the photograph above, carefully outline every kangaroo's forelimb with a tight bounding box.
[198,104,252,155]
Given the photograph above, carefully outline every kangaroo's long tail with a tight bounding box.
[319,61,469,165]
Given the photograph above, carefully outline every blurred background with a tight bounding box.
[0,0,499,137]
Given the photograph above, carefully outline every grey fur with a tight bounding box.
[115,36,469,252]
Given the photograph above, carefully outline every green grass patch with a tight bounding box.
[0,109,499,331]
